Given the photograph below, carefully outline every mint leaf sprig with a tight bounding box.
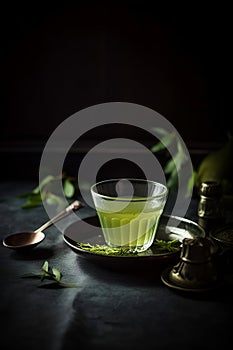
[22,260,78,288]
[151,127,196,195]
[19,174,77,210]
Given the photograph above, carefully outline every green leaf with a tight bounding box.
[42,261,49,272]
[52,267,61,282]
[38,281,78,288]
[32,175,55,194]
[19,192,36,199]
[21,193,43,209]
[151,127,168,136]
[45,193,66,211]
[166,168,179,192]
[187,171,197,197]
[151,133,175,153]
[19,175,55,208]
[177,141,188,162]
[45,193,61,206]
[41,261,50,281]
[164,158,176,174]
[18,174,79,210]
[166,146,188,175]
[151,141,166,152]
[23,260,78,288]
[63,179,75,198]
[19,192,41,200]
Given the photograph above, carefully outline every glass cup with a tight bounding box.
[91,178,168,252]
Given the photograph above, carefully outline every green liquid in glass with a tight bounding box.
[96,203,163,252]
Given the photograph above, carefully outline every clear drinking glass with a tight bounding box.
[91,178,168,252]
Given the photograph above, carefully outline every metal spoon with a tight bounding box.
[2,200,83,250]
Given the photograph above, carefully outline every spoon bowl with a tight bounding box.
[3,231,46,250]
[3,200,83,250]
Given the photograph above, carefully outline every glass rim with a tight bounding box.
[90,178,168,202]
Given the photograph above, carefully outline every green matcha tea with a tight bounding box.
[96,202,163,252]
[91,179,168,253]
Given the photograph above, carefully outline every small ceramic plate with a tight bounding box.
[63,214,205,271]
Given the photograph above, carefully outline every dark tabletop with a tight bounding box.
[1,181,233,350]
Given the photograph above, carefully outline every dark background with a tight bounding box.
[1,2,231,179]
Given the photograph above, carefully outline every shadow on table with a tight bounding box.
[77,254,175,288]
[76,253,233,304]
[8,247,55,260]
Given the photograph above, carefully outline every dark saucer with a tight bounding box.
[63,214,205,272]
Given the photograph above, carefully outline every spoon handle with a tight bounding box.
[34,200,83,233]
